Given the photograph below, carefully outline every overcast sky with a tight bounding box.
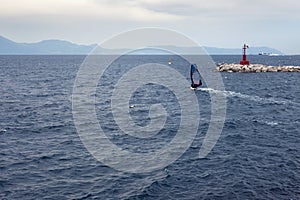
[1,0,299,54]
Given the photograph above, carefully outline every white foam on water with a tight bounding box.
[0,128,7,133]
[198,88,299,106]
[263,121,279,126]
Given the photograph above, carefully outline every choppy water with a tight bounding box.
[0,55,300,199]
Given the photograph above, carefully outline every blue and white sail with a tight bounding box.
[190,64,202,89]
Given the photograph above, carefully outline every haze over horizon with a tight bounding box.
[1,0,300,54]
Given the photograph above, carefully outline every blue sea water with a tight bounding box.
[0,55,300,199]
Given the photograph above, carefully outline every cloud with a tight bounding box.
[1,0,299,22]
[0,0,299,54]
[136,0,300,19]
[0,0,183,22]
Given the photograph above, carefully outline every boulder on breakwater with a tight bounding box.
[216,64,300,73]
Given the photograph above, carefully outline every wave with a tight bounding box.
[120,170,169,199]
[257,120,279,126]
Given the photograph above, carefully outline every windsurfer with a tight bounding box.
[190,64,202,89]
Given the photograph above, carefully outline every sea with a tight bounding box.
[0,55,299,199]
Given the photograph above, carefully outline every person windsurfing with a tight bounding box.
[190,64,202,89]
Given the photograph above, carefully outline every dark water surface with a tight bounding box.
[0,55,300,199]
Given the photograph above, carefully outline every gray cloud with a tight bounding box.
[0,0,299,54]
[137,0,300,19]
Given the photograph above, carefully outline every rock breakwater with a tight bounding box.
[216,64,300,73]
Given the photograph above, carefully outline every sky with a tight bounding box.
[0,0,300,54]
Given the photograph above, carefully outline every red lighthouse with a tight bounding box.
[240,44,250,65]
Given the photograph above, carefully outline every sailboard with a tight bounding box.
[190,64,202,89]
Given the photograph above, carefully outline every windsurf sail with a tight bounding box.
[190,64,202,88]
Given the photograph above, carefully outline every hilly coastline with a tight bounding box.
[0,35,284,55]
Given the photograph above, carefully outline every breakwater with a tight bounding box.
[216,64,300,72]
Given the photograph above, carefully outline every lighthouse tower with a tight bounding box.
[240,44,250,65]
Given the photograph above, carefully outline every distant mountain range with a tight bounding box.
[0,35,284,55]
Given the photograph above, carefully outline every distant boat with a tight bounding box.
[259,52,280,56]
[258,52,269,56]
[168,58,172,65]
